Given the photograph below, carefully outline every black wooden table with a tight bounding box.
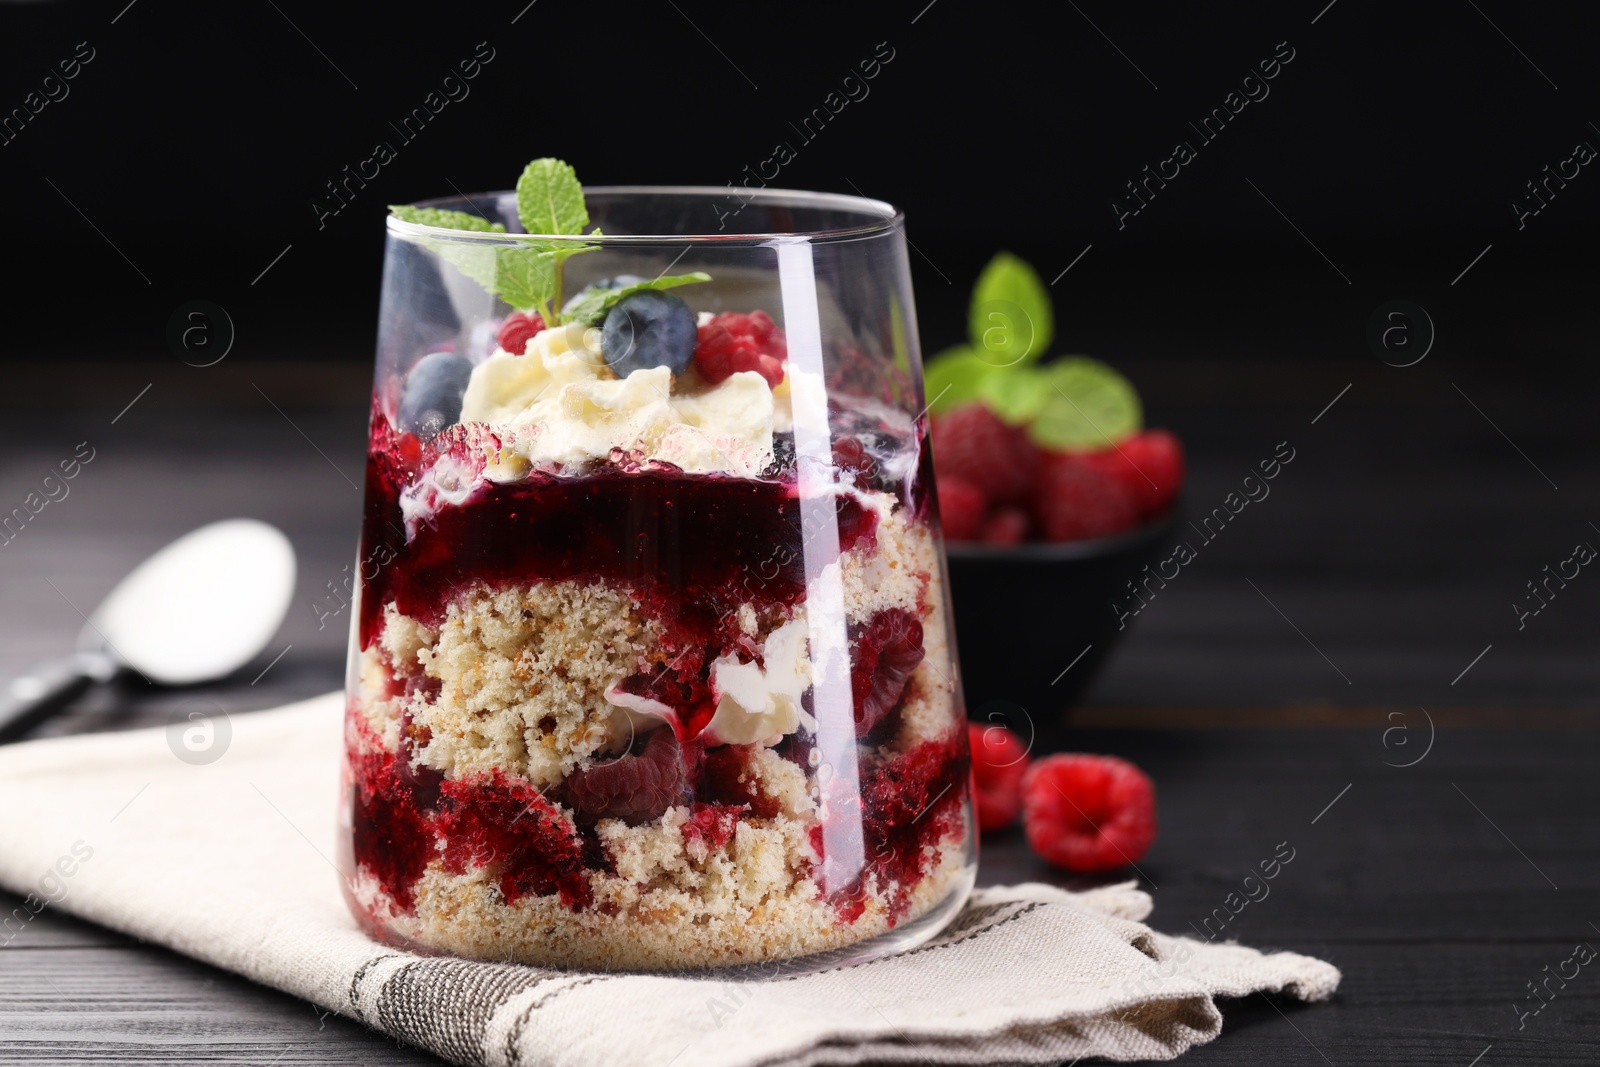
[1,362,1596,1064]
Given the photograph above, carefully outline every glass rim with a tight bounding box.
[387,185,904,244]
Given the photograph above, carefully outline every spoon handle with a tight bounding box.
[0,657,98,743]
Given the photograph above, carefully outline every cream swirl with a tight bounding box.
[458,322,784,478]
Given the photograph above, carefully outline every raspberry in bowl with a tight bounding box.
[338,160,975,972]
[922,255,1182,725]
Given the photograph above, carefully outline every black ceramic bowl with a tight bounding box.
[944,509,1180,747]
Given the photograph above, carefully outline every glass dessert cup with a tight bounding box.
[338,186,975,972]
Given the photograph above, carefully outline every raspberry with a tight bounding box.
[558,727,689,825]
[849,608,924,737]
[1080,429,1185,519]
[930,404,1038,505]
[1031,452,1138,541]
[938,476,987,541]
[1021,754,1156,872]
[497,311,546,355]
[832,435,876,482]
[700,744,782,818]
[968,721,1030,831]
[982,506,1030,546]
[694,310,786,386]
[680,803,742,853]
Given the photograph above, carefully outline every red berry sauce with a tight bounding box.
[437,771,595,908]
[348,718,599,915]
[349,739,438,913]
[358,410,877,654]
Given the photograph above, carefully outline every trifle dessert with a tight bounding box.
[338,160,973,970]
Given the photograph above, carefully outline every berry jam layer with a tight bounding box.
[357,463,875,653]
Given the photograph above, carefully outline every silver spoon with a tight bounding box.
[0,519,297,742]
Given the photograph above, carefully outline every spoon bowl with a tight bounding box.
[91,519,296,685]
[0,518,298,742]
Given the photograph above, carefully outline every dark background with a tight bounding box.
[2,0,1597,712]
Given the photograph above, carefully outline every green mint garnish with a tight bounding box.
[927,352,1052,425]
[516,159,590,237]
[493,247,558,316]
[976,364,1052,424]
[924,347,994,415]
[1028,357,1142,450]
[925,252,1057,416]
[389,158,713,334]
[565,272,712,326]
[967,252,1052,366]
[387,205,507,233]
[922,254,1140,448]
[501,158,598,322]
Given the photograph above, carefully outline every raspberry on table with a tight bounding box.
[1031,451,1138,541]
[937,476,987,541]
[1020,753,1156,871]
[968,721,1030,831]
[1080,429,1185,519]
[930,404,1038,506]
[694,310,787,386]
[497,312,546,355]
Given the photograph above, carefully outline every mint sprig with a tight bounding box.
[564,272,712,326]
[927,251,1056,417]
[504,159,601,321]
[923,253,1141,450]
[395,158,700,329]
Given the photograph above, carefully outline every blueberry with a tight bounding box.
[600,290,698,376]
[397,351,473,440]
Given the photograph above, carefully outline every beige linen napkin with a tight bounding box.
[0,694,1338,1065]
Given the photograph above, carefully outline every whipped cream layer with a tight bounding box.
[459,322,783,478]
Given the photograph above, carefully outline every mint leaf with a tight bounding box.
[977,365,1051,425]
[494,246,558,313]
[1028,357,1142,450]
[516,158,588,236]
[922,347,996,415]
[967,253,1053,367]
[565,272,712,326]
[387,205,509,297]
[388,205,506,233]
[394,161,608,322]
[438,243,500,294]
